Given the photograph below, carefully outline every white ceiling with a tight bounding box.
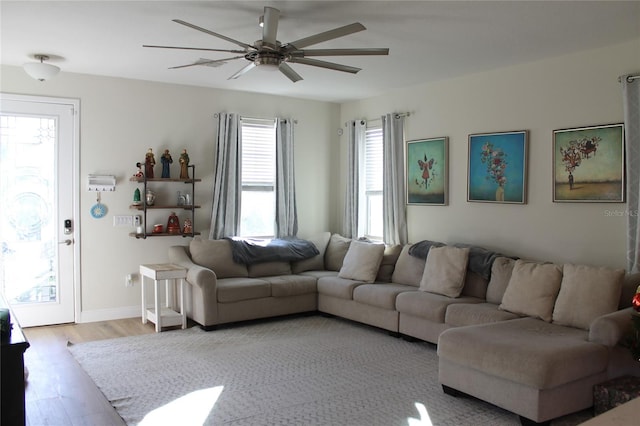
[1,1,639,103]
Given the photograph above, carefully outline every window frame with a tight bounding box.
[360,123,384,241]
[239,117,277,238]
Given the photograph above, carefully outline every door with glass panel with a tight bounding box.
[0,94,78,327]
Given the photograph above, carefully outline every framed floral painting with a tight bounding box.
[553,123,624,202]
[406,137,448,205]
[467,130,528,204]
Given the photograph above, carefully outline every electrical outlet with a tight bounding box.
[125,274,133,287]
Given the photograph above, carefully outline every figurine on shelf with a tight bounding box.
[145,189,156,206]
[160,149,173,178]
[133,188,142,206]
[166,212,181,234]
[145,148,156,178]
[179,149,190,179]
[133,162,144,178]
[182,218,193,235]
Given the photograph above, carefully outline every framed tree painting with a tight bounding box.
[553,123,624,202]
[467,130,528,204]
[406,137,448,205]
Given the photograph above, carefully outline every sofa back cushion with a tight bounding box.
[376,244,403,282]
[552,264,624,330]
[391,245,425,287]
[499,260,562,322]
[419,246,470,298]
[338,240,385,283]
[291,232,331,273]
[460,270,489,299]
[248,261,292,278]
[325,234,352,271]
[189,238,248,278]
[485,257,517,304]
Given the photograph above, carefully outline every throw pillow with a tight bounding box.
[189,238,248,278]
[376,244,403,282]
[391,244,426,287]
[291,232,331,273]
[499,260,562,322]
[419,246,470,298]
[552,263,624,330]
[325,234,352,271]
[485,257,517,304]
[338,240,385,283]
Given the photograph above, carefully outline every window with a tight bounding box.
[360,125,383,240]
[240,118,276,237]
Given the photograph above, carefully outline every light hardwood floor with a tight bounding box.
[22,318,159,425]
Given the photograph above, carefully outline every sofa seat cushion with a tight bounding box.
[298,270,339,279]
[395,291,482,323]
[437,317,609,390]
[317,276,366,299]
[217,277,270,303]
[352,284,415,310]
[445,302,520,327]
[263,275,317,297]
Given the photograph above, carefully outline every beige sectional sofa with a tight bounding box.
[168,232,640,425]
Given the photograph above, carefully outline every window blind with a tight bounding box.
[241,119,276,187]
[365,126,383,192]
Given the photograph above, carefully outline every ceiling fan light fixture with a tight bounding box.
[23,54,60,81]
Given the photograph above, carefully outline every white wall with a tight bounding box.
[339,39,640,269]
[1,66,339,321]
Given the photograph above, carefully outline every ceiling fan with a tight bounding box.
[143,6,389,82]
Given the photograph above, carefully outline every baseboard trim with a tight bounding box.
[77,305,140,323]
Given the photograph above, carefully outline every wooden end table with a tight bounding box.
[140,263,187,332]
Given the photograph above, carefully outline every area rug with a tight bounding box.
[69,316,591,426]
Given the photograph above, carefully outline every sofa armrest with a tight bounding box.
[589,307,635,347]
[168,245,218,327]
[168,245,217,289]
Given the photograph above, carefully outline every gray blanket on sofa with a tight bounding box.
[225,237,319,265]
[408,240,514,280]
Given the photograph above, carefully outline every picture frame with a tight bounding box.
[467,130,528,204]
[553,123,625,203]
[406,137,448,205]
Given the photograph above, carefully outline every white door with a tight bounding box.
[0,94,79,327]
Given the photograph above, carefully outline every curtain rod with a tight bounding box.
[213,113,297,124]
[344,111,411,127]
[618,74,639,83]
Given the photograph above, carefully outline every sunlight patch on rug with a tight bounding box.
[139,386,222,426]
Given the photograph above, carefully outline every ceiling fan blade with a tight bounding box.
[288,58,361,74]
[169,56,245,69]
[262,7,280,48]
[290,48,389,57]
[286,23,366,50]
[173,19,254,51]
[228,62,257,80]
[143,45,246,54]
[279,63,303,83]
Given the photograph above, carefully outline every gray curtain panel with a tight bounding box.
[210,112,241,239]
[382,113,408,245]
[343,120,366,238]
[624,75,640,272]
[275,118,298,238]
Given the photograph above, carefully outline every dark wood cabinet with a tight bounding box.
[1,295,30,426]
